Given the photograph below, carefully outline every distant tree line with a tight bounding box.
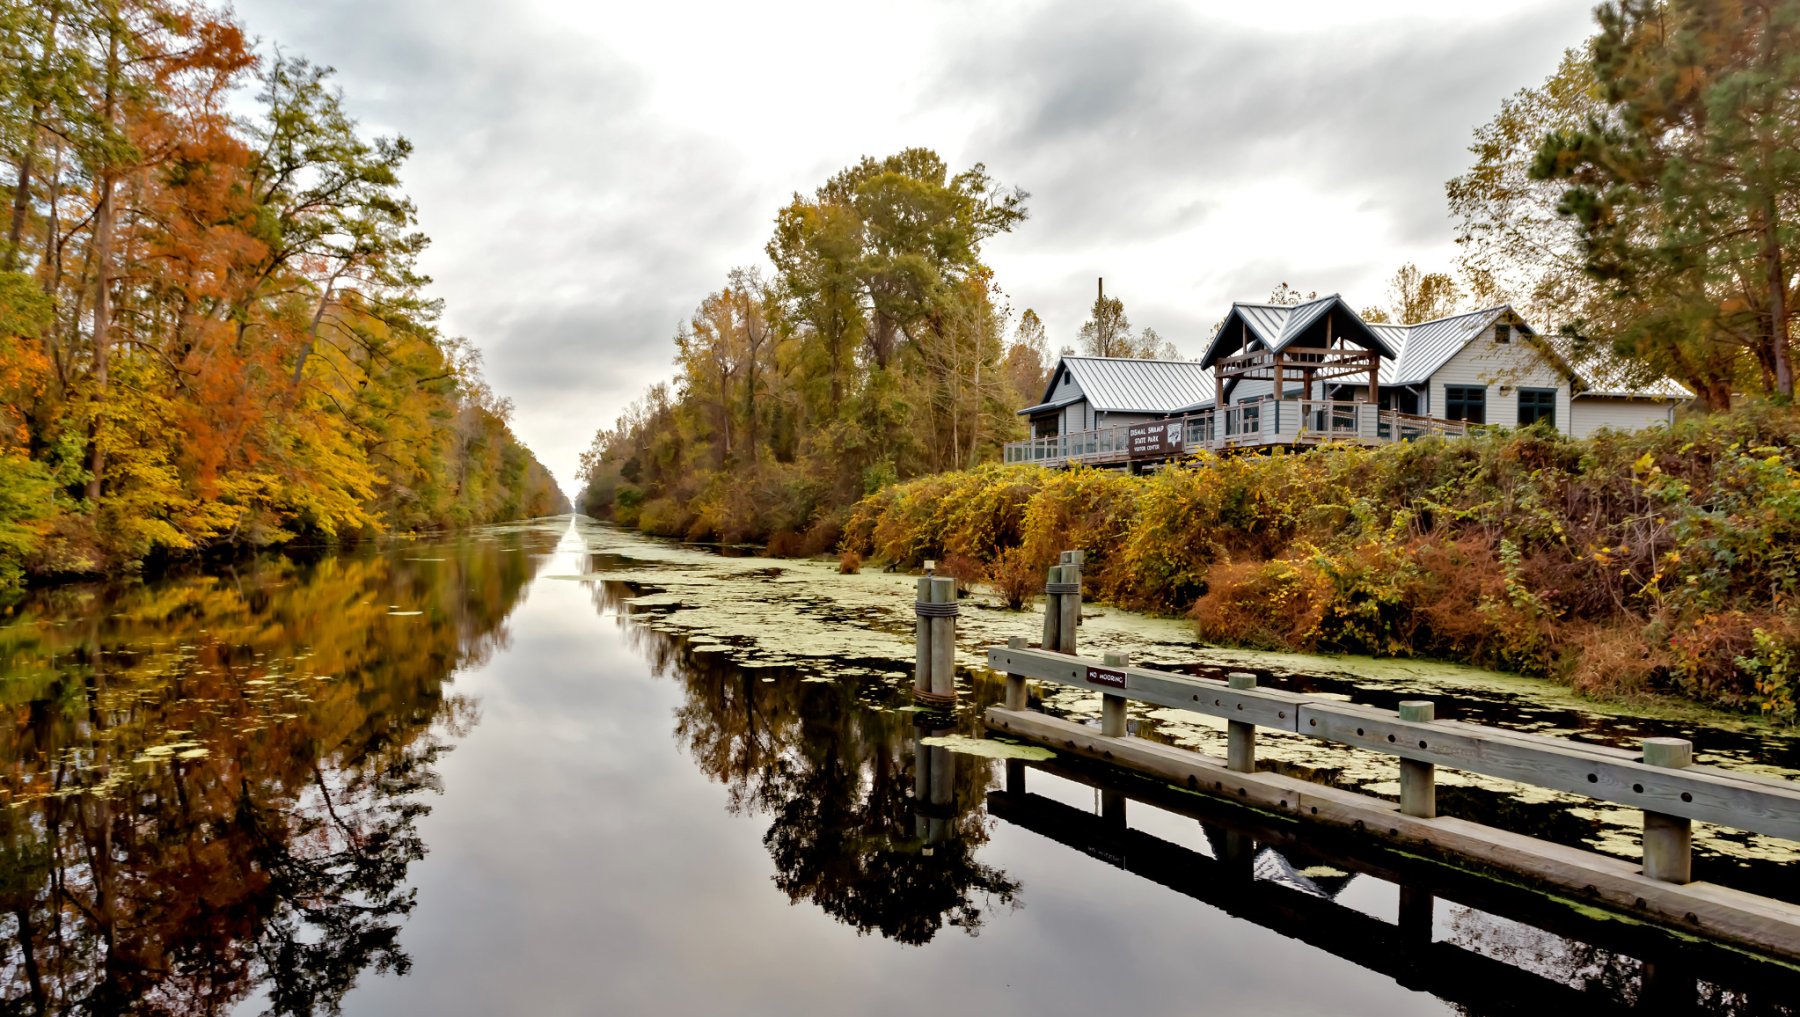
[0,1,566,592]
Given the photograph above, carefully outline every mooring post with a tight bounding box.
[1101,651,1129,737]
[1061,550,1085,628]
[1642,737,1694,883]
[1005,758,1026,795]
[1227,671,1257,773]
[1041,563,1063,652]
[913,576,932,697]
[1056,555,1081,655]
[1398,700,1437,819]
[1004,636,1029,710]
[929,575,958,703]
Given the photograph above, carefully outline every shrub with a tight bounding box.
[986,546,1039,610]
[938,553,984,598]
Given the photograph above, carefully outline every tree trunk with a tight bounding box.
[5,3,61,273]
[1765,200,1793,399]
[85,27,120,504]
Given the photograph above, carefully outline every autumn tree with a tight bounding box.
[1531,0,1800,404]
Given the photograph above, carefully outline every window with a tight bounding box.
[1518,388,1556,428]
[1495,323,1512,344]
[1444,385,1486,424]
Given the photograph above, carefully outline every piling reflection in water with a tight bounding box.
[990,759,1800,1017]
[0,533,549,1014]
[588,577,1020,945]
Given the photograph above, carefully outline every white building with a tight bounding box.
[1007,297,1689,466]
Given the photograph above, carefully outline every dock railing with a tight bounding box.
[964,571,1800,961]
[988,643,1800,876]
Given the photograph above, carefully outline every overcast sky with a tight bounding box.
[232,0,1597,494]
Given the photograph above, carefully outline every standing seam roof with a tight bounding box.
[1025,356,1216,415]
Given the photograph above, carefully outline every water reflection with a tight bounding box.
[0,533,550,1014]
[587,577,1020,945]
[989,759,1800,1017]
[576,538,1800,1013]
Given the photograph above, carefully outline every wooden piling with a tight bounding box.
[1101,651,1129,737]
[1041,564,1062,652]
[1056,564,1080,655]
[1642,737,1693,884]
[1004,636,1029,710]
[1061,550,1085,628]
[913,576,932,697]
[1227,671,1257,773]
[929,576,957,702]
[1398,700,1437,819]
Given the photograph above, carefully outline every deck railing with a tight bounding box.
[1003,403,1475,466]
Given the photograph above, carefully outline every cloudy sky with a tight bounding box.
[232,0,1596,493]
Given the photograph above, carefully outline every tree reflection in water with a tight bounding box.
[0,533,548,1014]
[591,579,1020,946]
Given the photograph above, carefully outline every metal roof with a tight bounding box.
[1550,340,1694,400]
[1202,294,1398,365]
[1372,307,1691,399]
[1373,306,1508,386]
[1019,356,1216,416]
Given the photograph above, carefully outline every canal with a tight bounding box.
[1,517,1795,1015]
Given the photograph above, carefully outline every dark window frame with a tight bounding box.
[1518,387,1557,428]
[1444,385,1487,424]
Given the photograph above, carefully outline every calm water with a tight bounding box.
[0,517,1795,1016]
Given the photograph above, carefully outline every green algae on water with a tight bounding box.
[919,735,1055,761]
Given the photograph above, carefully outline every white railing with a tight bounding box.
[1002,402,1477,466]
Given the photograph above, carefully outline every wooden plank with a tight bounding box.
[1298,702,1800,842]
[986,646,1307,732]
[985,707,1800,963]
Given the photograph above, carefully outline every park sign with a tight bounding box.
[1128,420,1184,459]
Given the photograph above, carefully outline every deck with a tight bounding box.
[1002,400,1472,467]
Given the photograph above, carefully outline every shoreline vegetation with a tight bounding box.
[602,411,1800,723]
[0,3,567,598]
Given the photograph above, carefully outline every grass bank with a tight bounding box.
[839,408,1800,720]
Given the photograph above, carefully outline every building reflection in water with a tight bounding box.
[0,533,550,1014]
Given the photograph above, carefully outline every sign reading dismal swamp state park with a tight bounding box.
[1128,421,1184,458]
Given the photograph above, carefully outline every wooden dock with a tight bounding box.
[909,551,1800,963]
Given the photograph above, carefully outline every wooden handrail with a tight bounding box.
[985,644,1800,843]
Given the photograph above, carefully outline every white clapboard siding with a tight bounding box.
[1427,326,1571,432]
[1570,396,1679,439]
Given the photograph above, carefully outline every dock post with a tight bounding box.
[1041,564,1062,652]
[1060,550,1085,628]
[1398,701,1437,819]
[1642,737,1694,883]
[1004,636,1029,710]
[929,576,958,704]
[1056,555,1081,654]
[1101,652,1129,737]
[1227,672,1257,773]
[913,576,932,698]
